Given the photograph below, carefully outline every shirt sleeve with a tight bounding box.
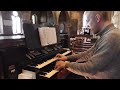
[67,44,95,62]
[65,34,118,76]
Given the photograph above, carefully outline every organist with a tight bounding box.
[54,11,120,79]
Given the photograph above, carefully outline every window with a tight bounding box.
[112,11,120,30]
[59,23,65,33]
[0,11,3,34]
[32,14,37,24]
[11,11,22,34]
[83,12,87,27]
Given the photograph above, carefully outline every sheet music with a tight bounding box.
[38,27,49,46]
[38,27,57,46]
[50,27,57,44]
[47,27,53,44]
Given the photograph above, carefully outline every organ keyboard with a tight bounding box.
[36,50,71,78]
[36,50,71,69]
[43,69,58,78]
[21,23,72,79]
[20,44,72,79]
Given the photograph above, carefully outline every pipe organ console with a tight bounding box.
[20,44,72,79]
[18,23,72,79]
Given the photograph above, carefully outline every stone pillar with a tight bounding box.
[54,24,60,43]
[112,11,120,30]
[21,11,31,23]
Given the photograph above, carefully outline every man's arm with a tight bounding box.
[67,44,95,62]
[65,34,118,76]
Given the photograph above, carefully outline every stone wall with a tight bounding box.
[112,11,120,30]
[21,11,31,23]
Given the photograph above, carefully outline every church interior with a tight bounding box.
[0,11,119,79]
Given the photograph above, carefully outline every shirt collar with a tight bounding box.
[96,23,115,36]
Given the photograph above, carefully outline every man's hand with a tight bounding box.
[54,53,68,61]
[55,61,68,70]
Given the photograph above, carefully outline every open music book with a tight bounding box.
[38,27,57,46]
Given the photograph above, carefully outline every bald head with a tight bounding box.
[83,11,111,34]
[84,11,110,21]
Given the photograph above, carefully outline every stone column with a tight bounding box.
[21,11,31,23]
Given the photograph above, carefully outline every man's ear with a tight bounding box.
[95,14,101,23]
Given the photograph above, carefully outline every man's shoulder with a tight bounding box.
[108,29,120,38]
[105,29,120,43]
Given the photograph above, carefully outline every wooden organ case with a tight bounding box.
[20,23,72,79]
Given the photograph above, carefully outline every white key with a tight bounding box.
[36,58,57,69]
[36,51,71,69]
[44,69,59,78]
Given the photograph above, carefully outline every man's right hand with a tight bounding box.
[55,53,68,61]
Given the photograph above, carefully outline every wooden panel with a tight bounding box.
[0,37,25,48]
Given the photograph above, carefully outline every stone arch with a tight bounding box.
[58,11,70,34]
[58,11,70,23]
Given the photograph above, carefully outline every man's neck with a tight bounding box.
[101,21,112,30]
[96,21,113,36]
